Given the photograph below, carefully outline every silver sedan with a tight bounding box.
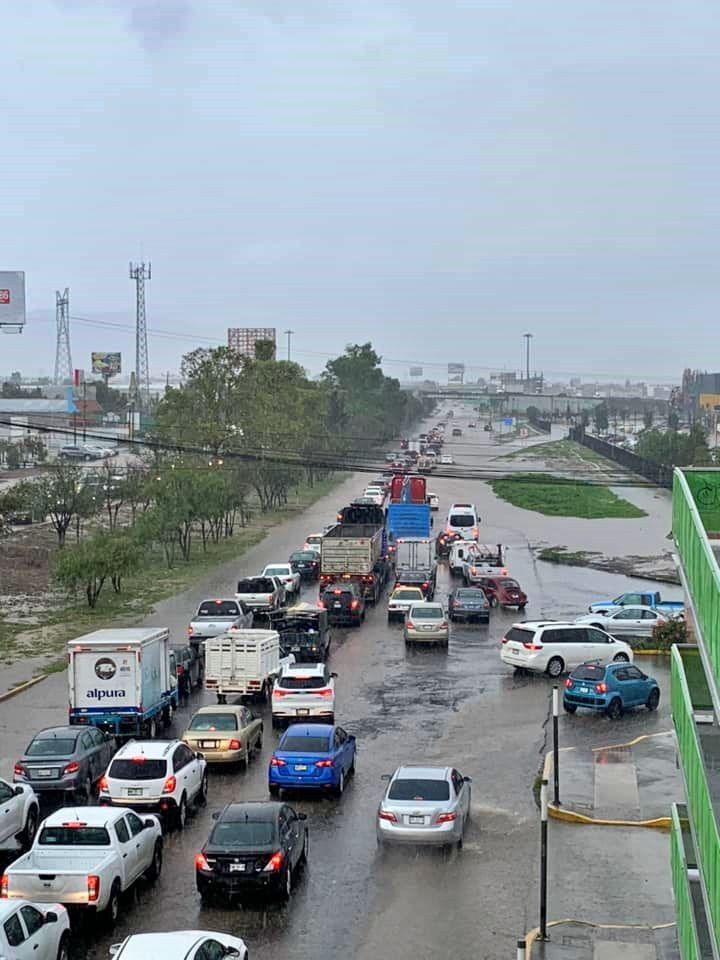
[404,603,449,644]
[376,765,472,849]
[575,605,672,638]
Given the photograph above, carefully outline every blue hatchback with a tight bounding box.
[563,661,660,719]
[269,723,356,797]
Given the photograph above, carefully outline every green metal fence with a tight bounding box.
[671,647,720,948]
[671,804,701,960]
[673,469,720,687]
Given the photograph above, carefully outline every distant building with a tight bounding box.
[227,327,277,359]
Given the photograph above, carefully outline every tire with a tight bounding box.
[255,731,263,755]
[269,784,280,797]
[349,752,356,776]
[490,597,498,608]
[564,703,577,714]
[175,794,187,830]
[299,830,308,866]
[77,776,94,804]
[20,806,38,849]
[606,698,623,720]
[279,863,293,902]
[590,623,605,631]
[104,880,122,927]
[146,716,157,739]
[646,688,660,711]
[613,652,630,663]
[546,657,564,678]
[56,933,70,960]
[334,769,345,798]
[518,604,527,611]
[145,840,163,882]
[327,713,334,724]
[217,694,227,705]
[198,772,208,805]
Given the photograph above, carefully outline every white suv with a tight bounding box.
[271,663,336,728]
[99,740,207,829]
[501,621,633,677]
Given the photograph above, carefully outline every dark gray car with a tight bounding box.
[448,587,491,624]
[14,725,116,803]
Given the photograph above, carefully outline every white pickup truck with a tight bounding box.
[187,598,254,644]
[1,807,163,925]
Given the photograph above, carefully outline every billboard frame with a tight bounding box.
[0,271,26,333]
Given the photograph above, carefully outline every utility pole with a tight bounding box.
[523,333,533,383]
[54,288,73,385]
[284,329,294,362]
[129,261,151,412]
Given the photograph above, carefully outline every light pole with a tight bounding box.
[284,329,294,362]
[523,333,533,383]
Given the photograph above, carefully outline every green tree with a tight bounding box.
[254,338,276,361]
[593,404,609,433]
[30,463,93,547]
[643,409,654,430]
[54,530,141,607]
[668,410,679,430]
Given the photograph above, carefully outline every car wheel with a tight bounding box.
[77,776,94,803]
[490,597,498,608]
[269,784,280,798]
[104,880,122,927]
[546,657,564,678]
[20,806,38,848]
[147,717,157,739]
[255,732,263,755]
[299,830,309,866]
[518,603,527,611]
[217,694,227,704]
[145,840,163,882]
[175,794,188,830]
[349,752,356,776]
[334,769,345,798]
[613,652,630,663]
[279,863,293,902]
[606,698,623,720]
[564,703,577,714]
[56,933,70,960]
[198,772,208,805]
[646,688,660,711]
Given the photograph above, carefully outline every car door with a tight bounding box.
[623,665,649,706]
[333,728,346,774]
[174,744,201,801]
[608,608,645,636]
[20,903,54,959]
[282,807,302,870]
[126,810,154,878]
[451,769,469,820]
[114,813,139,883]
[641,609,663,636]
[0,779,23,844]
[585,627,617,664]
[562,628,590,669]
[2,908,35,960]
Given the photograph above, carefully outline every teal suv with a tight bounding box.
[563,661,660,719]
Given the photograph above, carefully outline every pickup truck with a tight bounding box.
[1,806,163,924]
[235,576,286,610]
[187,598,253,644]
[588,591,684,616]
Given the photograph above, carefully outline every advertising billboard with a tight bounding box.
[91,352,122,377]
[409,366,423,378]
[699,394,720,411]
[447,363,465,384]
[0,271,26,330]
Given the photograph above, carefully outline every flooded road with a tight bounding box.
[0,419,678,959]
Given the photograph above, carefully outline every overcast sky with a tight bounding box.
[2,0,718,382]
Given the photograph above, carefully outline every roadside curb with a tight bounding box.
[523,918,676,959]
[0,674,47,703]
[633,648,670,656]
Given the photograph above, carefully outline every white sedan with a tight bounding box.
[440,455,454,465]
[0,900,70,960]
[110,931,248,959]
[575,605,672,638]
[262,563,301,600]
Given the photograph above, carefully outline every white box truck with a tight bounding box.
[204,628,292,704]
[67,628,177,739]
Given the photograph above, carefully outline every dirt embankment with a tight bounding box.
[536,545,680,584]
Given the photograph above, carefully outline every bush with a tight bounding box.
[651,617,687,650]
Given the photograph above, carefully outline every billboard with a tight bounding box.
[699,393,720,411]
[448,363,465,384]
[91,352,122,377]
[409,366,423,378]
[0,271,26,329]
[227,327,277,358]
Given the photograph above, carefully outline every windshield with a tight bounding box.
[280,736,330,753]
[278,675,327,690]
[189,713,238,732]
[39,826,110,846]
[264,567,289,577]
[109,759,167,781]
[500,580,520,589]
[449,514,474,527]
[393,590,423,600]
[26,737,77,757]
[197,601,239,617]
[210,820,275,847]
[410,607,443,619]
[291,552,316,562]
[388,779,450,801]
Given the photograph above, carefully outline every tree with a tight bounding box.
[643,409,654,431]
[668,410,679,430]
[593,404,609,434]
[30,463,94,547]
[54,530,142,607]
[254,338,276,361]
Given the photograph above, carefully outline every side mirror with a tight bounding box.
[297,812,307,821]
[463,776,472,783]
[143,818,155,829]
[223,951,241,959]
[196,752,205,761]
[109,945,122,957]
[331,672,338,678]
[13,786,23,796]
[212,811,221,821]
[44,911,58,924]
[380,773,391,781]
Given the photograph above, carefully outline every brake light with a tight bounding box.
[195,852,212,872]
[14,763,26,777]
[319,688,333,697]
[270,757,287,766]
[452,600,461,608]
[315,759,334,768]
[98,775,108,792]
[523,642,542,651]
[471,567,477,576]
[0,874,7,898]
[472,527,478,538]
[228,739,241,750]
[263,851,285,872]
[132,756,145,764]
[162,775,176,794]
[273,688,288,697]
[440,621,448,628]
[377,810,397,823]
[176,665,184,675]
[595,682,608,694]
[87,875,100,902]
[317,601,326,609]
[422,582,429,589]
[63,761,80,775]
[565,679,573,688]
[186,626,192,635]
[436,812,456,824]
[350,599,359,610]
[333,589,342,595]
[62,821,87,828]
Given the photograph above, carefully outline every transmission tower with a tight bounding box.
[129,261,151,410]
[53,288,73,384]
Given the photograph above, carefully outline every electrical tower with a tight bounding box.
[54,288,73,384]
[129,261,151,411]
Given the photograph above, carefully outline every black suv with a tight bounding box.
[196,801,308,903]
[319,582,366,626]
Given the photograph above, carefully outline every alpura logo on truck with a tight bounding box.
[86,688,126,699]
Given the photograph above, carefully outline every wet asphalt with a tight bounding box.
[0,418,678,960]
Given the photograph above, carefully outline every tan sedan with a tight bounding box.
[182,705,263,767]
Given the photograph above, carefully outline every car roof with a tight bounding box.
[283,662,325,676]
[410,602,443,610]
[394,765,450,780]
[43,806,128,827]
[264,562,290,569]
[112,739,180,760]
[115,932,221,958]
[513,621,577,630]
[192,705,245,716]
[30,726,79,740]
[219,801,283,821]
[281,723,334,739]
[391,585,424,594]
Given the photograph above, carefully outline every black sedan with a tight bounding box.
[196,801,308,903]
[448,587,491,624]
[14,725,116,802]
[288,550,320,582]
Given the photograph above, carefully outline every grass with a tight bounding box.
[503,439,609,463]
[537,547,599,566]
[488,473,647,519]
[0,473,347,671]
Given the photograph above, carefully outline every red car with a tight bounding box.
[477,576,527,610]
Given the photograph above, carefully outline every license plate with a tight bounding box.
[229,863,246,872]
[36,769,54,778]
[333,602,342,608]
[422,625,434,631]
[294,764,308,771]
[580,687,589,694]
[201,741,217,749]
[291,646,301,652]
[409,816,424,825]
[127,788,143,797]
[296,708,309,716]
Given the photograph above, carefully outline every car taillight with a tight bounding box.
[565,679,573,688]
[350,599,359,609]
[186,626,193,635]
[176,665,184,675]
[263,851,284,872]
[317,601,326,609]
[63,761,80,775]
[315,759,334,768]
[195,852,212,872]
[98,775,108,792]
[162,775,176,794]
[440,621,448,628]
[422,582,429,589]
[436,812,456,824]
[273,689,288,697]
[595,682,608,694]
[87,875,100,902]
[228,739,241,750]
[319,688,333,697]
[472,527,478,538]
[452,600,461,607]
[377,810,397,823]
[523,642,542,651]
[13,763,26,777]
[501,636,509,644]
[0,875,8,898]
[471,567,477,576]
[270,757,287,766]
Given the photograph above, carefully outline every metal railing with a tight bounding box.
[568,426,674,487]
[673,470,720,684]
[671,647,720,949]
[671,804,702,960]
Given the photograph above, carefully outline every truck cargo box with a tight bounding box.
[387,503,431,542]
[320,524,383,575]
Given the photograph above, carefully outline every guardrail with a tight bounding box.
[568,426,673,488]
[528,414,551,434]
[671,804,703,960]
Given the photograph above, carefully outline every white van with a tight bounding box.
[446,503,479,541]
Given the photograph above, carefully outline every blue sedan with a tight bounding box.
[269,724,356,797]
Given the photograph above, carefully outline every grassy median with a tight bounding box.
[488,473,647,519]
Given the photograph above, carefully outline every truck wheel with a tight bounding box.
[104,880,122,927]
[144,717,157,739]
[145,840,163,881]
[217,694,227,705]
[19,805,38,848]
[161,707,172,728]
[269,784,280,797]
